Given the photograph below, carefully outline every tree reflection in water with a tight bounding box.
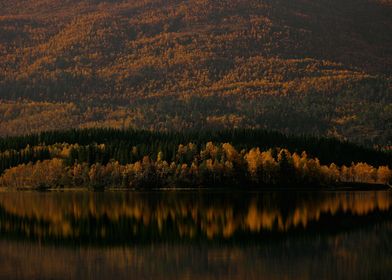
[0,191,391,280]
[0,191,391,243]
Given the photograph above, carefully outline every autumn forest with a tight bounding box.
[0,0,391,147]
[1,2,392,280]
[0,128,390,189]
[0,0,391,189]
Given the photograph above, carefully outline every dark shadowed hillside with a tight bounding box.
[0,0,391,146]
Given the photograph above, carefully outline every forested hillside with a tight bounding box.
[1,0,391,146]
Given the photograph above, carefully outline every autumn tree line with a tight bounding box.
[0,143,390,189]
[0,128,391,173]
[0,129,390,189]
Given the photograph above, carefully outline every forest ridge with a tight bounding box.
[0,0,392,146]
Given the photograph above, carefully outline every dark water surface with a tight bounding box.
[0,190,391,280]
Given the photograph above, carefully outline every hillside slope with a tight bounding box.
[0,0,391,145]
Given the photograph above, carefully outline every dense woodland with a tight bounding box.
[0,128,390,189]
[1,0,392,146]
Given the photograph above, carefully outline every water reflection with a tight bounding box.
[0,190,391,280]
[0,222,391,280]
[0,191,391,243]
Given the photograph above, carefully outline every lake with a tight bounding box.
[0,190,391,279]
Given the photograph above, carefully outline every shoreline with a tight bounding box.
[0,182,390,192]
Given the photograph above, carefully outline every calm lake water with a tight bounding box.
[0,190,391,280]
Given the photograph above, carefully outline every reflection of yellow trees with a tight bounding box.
[0,191,391,240]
